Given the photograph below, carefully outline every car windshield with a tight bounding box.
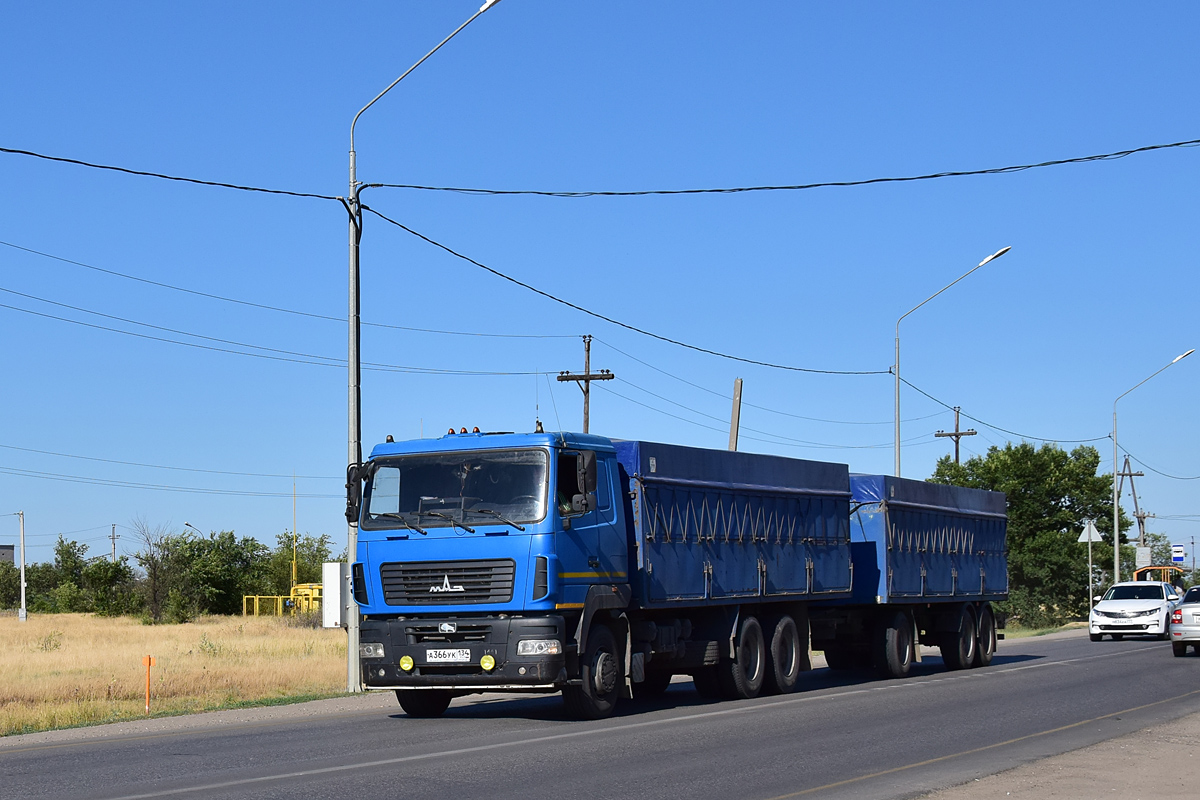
[362,448,547,530]
[1104,584,1165,601]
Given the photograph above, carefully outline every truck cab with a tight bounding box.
[351,431,628,717]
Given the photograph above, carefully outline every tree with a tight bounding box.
[263,532,334,596]
[930,442,1130,628]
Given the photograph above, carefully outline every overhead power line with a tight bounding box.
[372,137,1200,197]
[593,336,945,427]
[0,465,341,498]
[898,376,1109,445]
[0,146,341,201]
[1120,446,1200,481]
[0,239,573,339]
[0,442,340,480]
[364,206,887,377]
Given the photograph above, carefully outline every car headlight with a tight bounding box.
[359,642,386,659]
[517,639,562,656]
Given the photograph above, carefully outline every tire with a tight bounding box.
[691,666,723,699]
[764,615,803,695]
[632,670,674,700]
[974,606,997,667]
[562,624,621,720]
[395,689,452,718]
[874,610,914,678]
[717,616,766,700]
[1089,633,1103,642]
[939,605,978,671]
[1173,641,1188,657]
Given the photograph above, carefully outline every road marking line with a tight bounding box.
[759,688,1200,800]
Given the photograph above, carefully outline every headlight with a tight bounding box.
[359,642,386,659]
[517,639,562,656]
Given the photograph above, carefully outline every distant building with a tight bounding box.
[0,544,13,565]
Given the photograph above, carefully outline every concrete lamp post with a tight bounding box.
[893,246,1010,477]
[344,0,505,694]
[1112,348,1194,588]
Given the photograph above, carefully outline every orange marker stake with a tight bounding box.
[142,655,156,714]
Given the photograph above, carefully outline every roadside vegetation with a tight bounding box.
[0,613,345,736]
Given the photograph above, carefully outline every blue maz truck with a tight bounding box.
[346,431,1007,719]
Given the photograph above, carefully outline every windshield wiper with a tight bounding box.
[374,513,427,535]
[418,511,475,534]
[473,509,526,532]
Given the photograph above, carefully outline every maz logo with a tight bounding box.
[429,575,465,593]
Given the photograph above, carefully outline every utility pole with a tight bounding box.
[110,523,119,562]
[18,511,26,622]
[1116,456,1147,544]
[728,378,743,452]
[557,335,613,433]
[934,406,976,464]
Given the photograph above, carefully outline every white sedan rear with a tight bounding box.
[1170,586,1200,656]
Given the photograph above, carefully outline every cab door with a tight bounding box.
[555,450,627,586]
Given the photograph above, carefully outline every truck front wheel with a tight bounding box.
[563,624,621,720]
[395,689,452,718]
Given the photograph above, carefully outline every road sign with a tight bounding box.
[1077,520,1102,543]
[1173,544,1186,563]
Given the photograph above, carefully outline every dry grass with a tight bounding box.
[0,613,346,736]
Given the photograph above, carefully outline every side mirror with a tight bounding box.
[1093,595,1102,602]
[1169,595,1180,602]
[345,462,376,525]
[578,450,598,495]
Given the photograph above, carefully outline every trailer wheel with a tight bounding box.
[691,667,723,699]
[939,605,977,671]
[718,615,766,700]
[632,670,674,700]
[562,624,621,720]
[974,606,997,667]
[395,689,452,718]
[764,615,802,695]
[874,610,914,678]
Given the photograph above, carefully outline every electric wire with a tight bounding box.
[363,205,888,376]
[898,376,1110,444]
[0,146,341,201]
[1119,446,1200,481]
[0,239,574,339]
[595,383,936,451]
[0,442,340,480]
[0,299,541,376]
[593,336,946,426]
[0,465,341,498]
[372,137,1200,197]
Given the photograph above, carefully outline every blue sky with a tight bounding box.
[1,2,1198,564]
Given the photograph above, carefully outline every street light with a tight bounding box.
[894,246,1010,477]
[4,512,25,622]
[183,521,204,535]
[345,0,505,694]
[1112,348,1194,587]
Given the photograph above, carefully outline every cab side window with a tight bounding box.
[557,452,580,515]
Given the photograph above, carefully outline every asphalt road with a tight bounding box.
[5,630,1200,800]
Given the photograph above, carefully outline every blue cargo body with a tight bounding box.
[614,440,853,608]
[845,474,1008,605]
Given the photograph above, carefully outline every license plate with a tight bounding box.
[426,648,471,663]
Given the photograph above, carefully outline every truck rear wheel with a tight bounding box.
[940,605,978,671]
[873,610,913,678]
[764,615,802,695]
[974,606,997,667]
[563,624,621,720]
[718,615,766,700]
[395,689,452,718]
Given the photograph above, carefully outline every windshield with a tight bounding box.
[362,448,548,530]
[1103,584,1165,601]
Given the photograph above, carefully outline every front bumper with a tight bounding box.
[1090,615,1166,635]
[360,614,569,690]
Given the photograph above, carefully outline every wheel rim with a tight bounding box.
[898,620,912,668]
[742,625,763,683]
[780,624,799,679]
[593,649,618,695]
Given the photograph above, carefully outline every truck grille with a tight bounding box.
[404,623,491,644]
[380,559,515,605]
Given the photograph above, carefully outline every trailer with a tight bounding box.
[348,431,1007,718]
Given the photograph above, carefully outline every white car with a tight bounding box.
[1089,581,1179,641]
